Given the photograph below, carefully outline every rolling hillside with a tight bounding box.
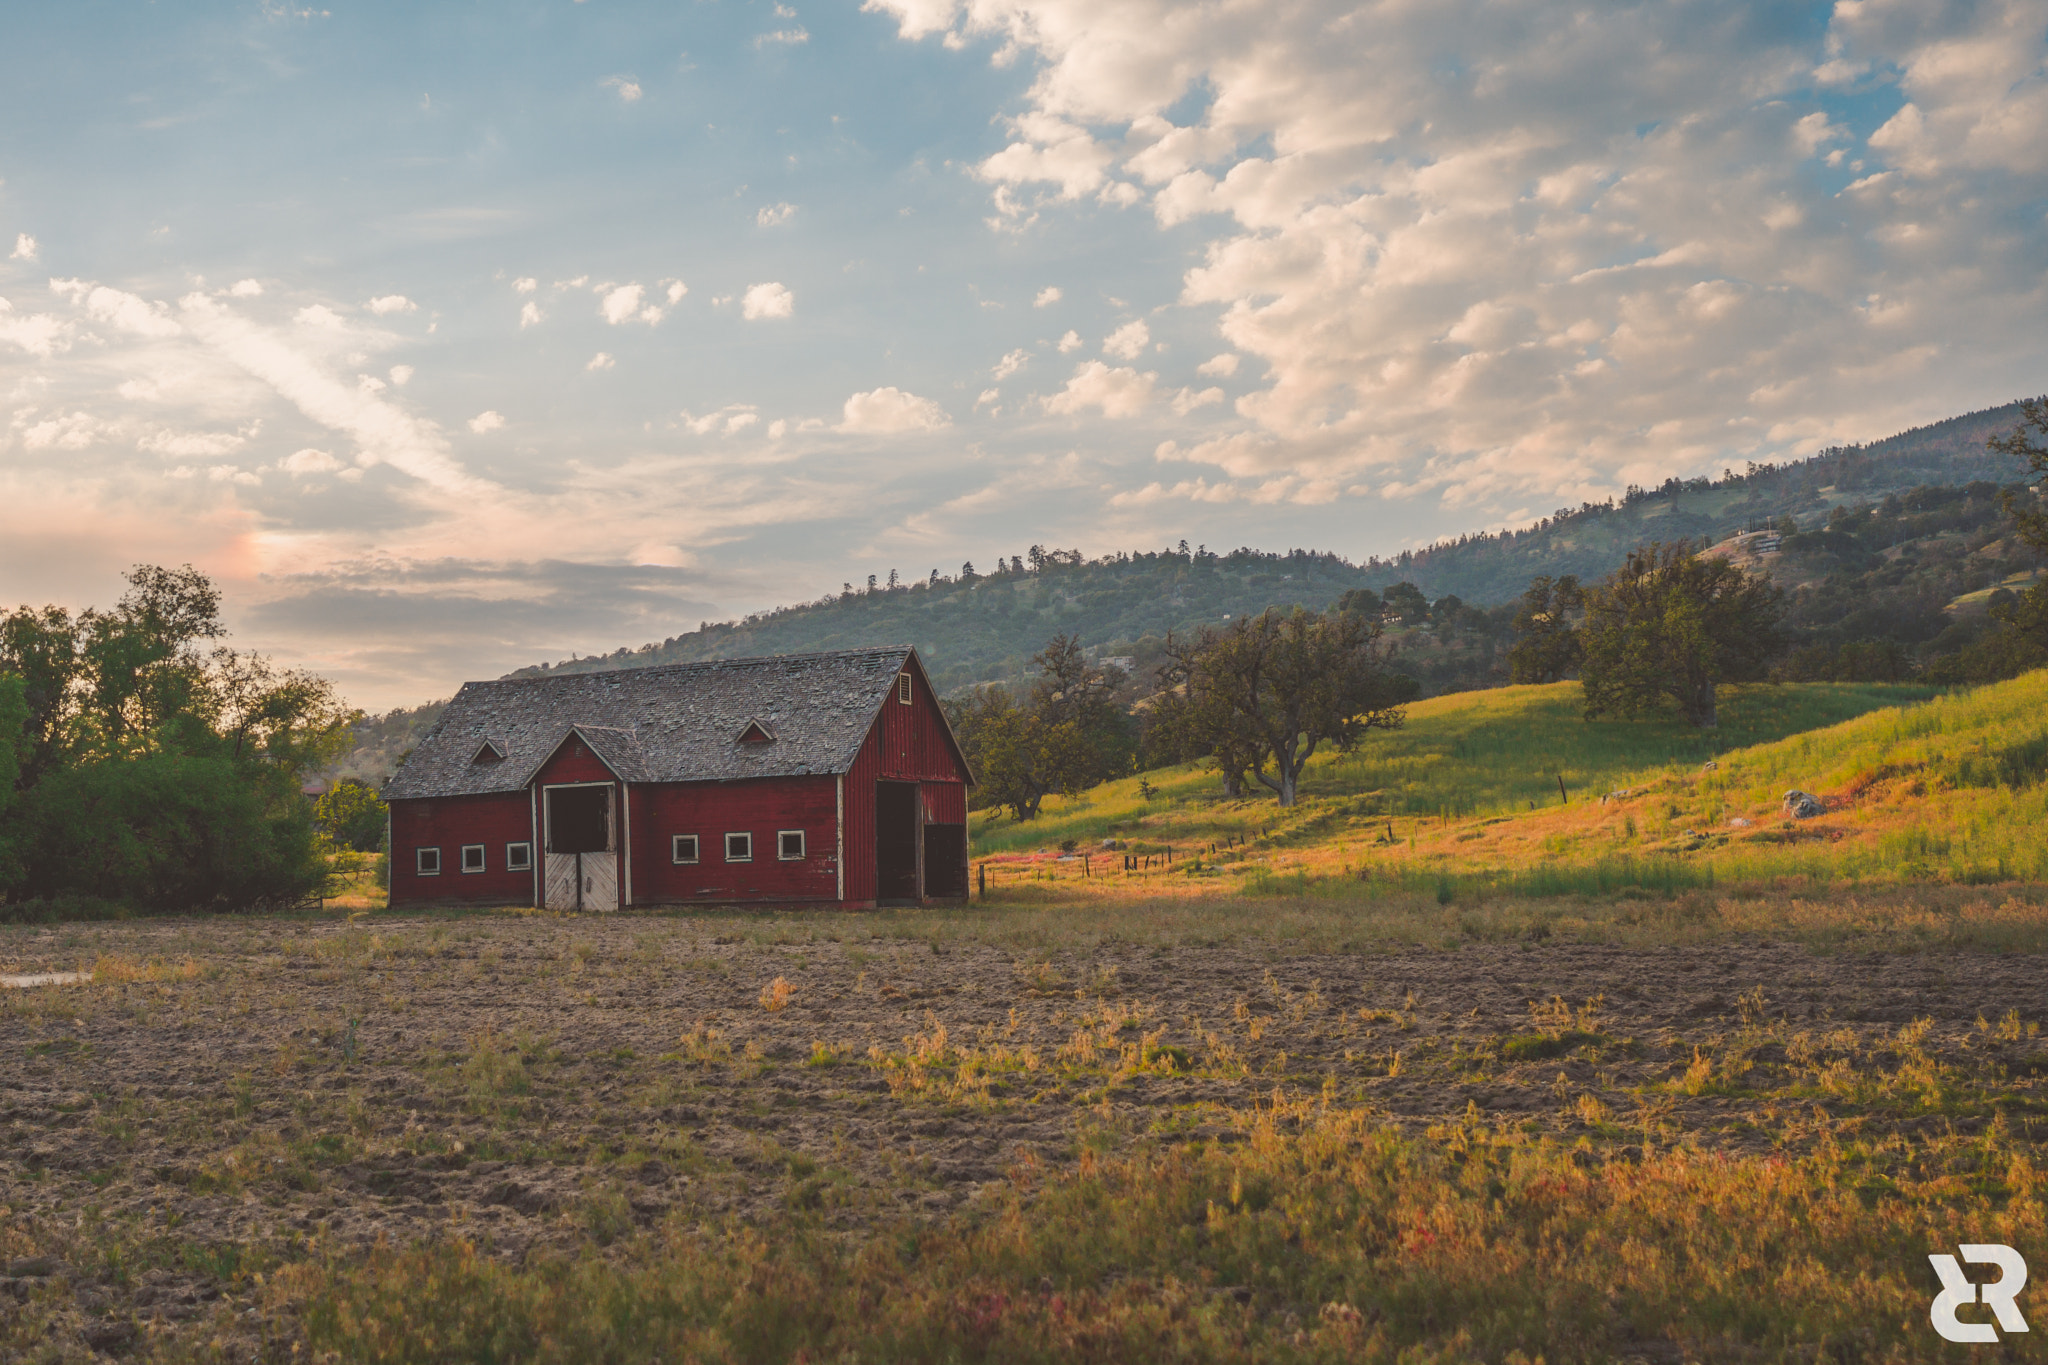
[970,670,2048,905]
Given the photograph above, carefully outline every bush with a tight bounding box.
[14,753,324,912]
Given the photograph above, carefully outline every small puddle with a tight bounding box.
[0,971,91,988]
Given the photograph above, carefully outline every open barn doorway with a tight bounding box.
[875,780,921,903]
[543,783,617,911]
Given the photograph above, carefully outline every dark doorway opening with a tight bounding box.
[923,824,968,899]
[876,780,920,902]
[547,785,613,853]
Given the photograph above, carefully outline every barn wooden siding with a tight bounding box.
[389,792,535,904]
[634,776,840,904]
[840,662,970,906]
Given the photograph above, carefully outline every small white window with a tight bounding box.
[898,673,913,704]
[506,842,532,872]
[725,832,753,862]
[672,834,700,864]
[416,847,441,876]
[778,829,805,860]
[460,844,486,873]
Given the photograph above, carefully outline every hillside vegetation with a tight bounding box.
[974,671,2048,910]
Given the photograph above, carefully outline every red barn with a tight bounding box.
[381,647,973,910]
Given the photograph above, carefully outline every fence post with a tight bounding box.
[978,863,985,901]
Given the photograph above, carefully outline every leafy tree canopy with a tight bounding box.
[1580,542,1784,729]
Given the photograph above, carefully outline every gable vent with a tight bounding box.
[471,740,506,765]
[736,718,777,745]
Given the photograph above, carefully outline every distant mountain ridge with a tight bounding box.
[334,399,2038,784]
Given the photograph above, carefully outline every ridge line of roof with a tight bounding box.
[469,645,918,692]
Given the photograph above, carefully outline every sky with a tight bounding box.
[2,0,2045,711]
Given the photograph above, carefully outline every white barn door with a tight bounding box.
[544,854,580,909]
[579,852,618,911]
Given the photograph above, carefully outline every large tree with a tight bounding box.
[1162,607,1416,806]
[1985,397,2048,663]
[1579,542,1784,729]
[1507,574,1585,683]
[949,635,1135,821]
[0,565,359,910]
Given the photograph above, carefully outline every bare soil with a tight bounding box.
[4,910,2047,1359]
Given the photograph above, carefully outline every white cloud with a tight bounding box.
[10,234,36,261]
[61,283,182,338]
[991,348,1030,380]
[756,26,808,46]
[1033,285,1062,308]
[839,386,950,432]
[389,364,414,386]
[885,0,2048,511]
[757,203,796,227]
[366,294,417,315]
[662,279,688,304]
[741,281,794,320]
[468,410,506,434]
[280,447,343,475]
[587,351,615,370]
[602,75,643,102]
[1171,385,1225,415]
[1196,352,1239,377]
[293,304,345,329]
[139,427,249,458]
[975,387,1000,407]
[229,279,264,298]
[1056,329,1082,353]
[1043,360,1155,418]
[512,277,538,294]
[207,464,261,486]
[519,301,543,328]
[20,411,110,450]
[0,299,69,357]
[600,283,665,326]
[1101,319,1150,360]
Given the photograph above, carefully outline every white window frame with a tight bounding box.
[505,842,532,872]
[724,831,753,863]
[416,846,441,876]
[898,673,913,704]
[460,844,487,874]
[672,834,700,865]
[777,829,806,861]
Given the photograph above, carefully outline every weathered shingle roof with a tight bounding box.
[384,647,927,799]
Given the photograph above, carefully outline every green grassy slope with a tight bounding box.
[970,680,1935,856]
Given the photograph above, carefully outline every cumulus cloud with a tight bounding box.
[1101,319,1150,360]
[1033,285,1062,307]
[293,304,345,329]
[991,348,1030,380]
[1043,361,1155,418]
[755,26,808,46]
[280,447,343,475]
[366,294,417,315]
[600,283,666,326]
[467,410,506,434]
[1196,352,1239,377]
[20,411,110,450]
[1171,385,1225,415]
[512,277,537,293]
[757,203,795,227]
[0,298,68,357]
[229,279,264,297]
[741,282,794,320]
[877,0,2048,511]
[587,351,615,370]
[519,301,542,328]
[10,234,36,261]
[1056,329,1082,353]
[662,279,688,304]
[139,427,250,458]
[602,75,642,102]
[839,386,950,432]
[389,364,414,386]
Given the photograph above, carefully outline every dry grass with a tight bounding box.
[4,902,2048,1361]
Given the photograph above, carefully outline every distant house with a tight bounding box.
[382,647,973,910]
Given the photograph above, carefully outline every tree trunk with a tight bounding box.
[1693,679,1718,729]
[1220,768,1242,798]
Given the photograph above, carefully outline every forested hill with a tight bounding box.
[333,399,2037,782]
[515,399,2032,688]
[1377,401,2033,602]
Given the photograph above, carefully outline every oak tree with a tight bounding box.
[1579,542,1783,729]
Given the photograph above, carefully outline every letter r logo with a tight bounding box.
[1931,1245,2030,1343]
